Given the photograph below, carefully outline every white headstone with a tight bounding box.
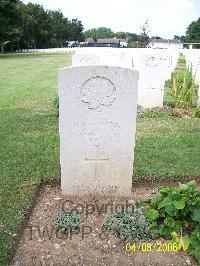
[103,52,132,68]
[72,54,101,67]
[72,53,132,68]
[59,66,138,196]
[137,54,169,108]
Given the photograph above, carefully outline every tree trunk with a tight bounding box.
[33,40,36,49]
[10,43,13,52]
[1,44,4,53]
[17,41,20,52]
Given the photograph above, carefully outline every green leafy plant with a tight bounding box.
[183,64,194,108]
[53,96,59,117]
[188,226,200,264]
[144,180,200,235]
[178,54,186,64]
[172,63,196,109]
[53,96,59,109]
[172,65,195,109]
[144,180,200,264]
[171,231,191,251]
[53,210,82,231]
[172,71,184,108]
[103,207,155,242]
[194,108,200,118]
[171,227,200,264]
[165,79,172,89]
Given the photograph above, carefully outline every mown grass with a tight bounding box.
[134,117,200,179]
[0,53,200,264]
[0,53,72,264]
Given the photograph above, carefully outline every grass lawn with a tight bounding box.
[0,53,71,264]
[134,117,200,179]
[0,53,200,264]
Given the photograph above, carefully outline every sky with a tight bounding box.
[22,0,200,38]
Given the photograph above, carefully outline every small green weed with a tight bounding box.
[194,108,200,118]
[53,96,59,109]
[53,210,82,231]
[103,208,155,243]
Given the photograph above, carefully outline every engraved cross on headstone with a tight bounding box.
[85,145,110,179]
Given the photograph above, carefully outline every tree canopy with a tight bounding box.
[180,17,200,48]
[83,27,140,47]
[185,17,200,43]
[137,20,150,48]
[84,27,114,39]
[0,0,21,52]
[0,0,84,52]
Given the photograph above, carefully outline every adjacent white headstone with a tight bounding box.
[137,54,169,108]
[73,48,180,108]
[104,52,132,68]
[72,53,132,68]
[72,54,100,67]
[59,66,138,196]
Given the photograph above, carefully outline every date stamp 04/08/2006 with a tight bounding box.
[125,242,179,253]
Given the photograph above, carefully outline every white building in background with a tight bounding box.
[149,39,183,49]
[118,39,128,47]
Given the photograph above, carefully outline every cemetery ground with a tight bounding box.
[0,53,200,265]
